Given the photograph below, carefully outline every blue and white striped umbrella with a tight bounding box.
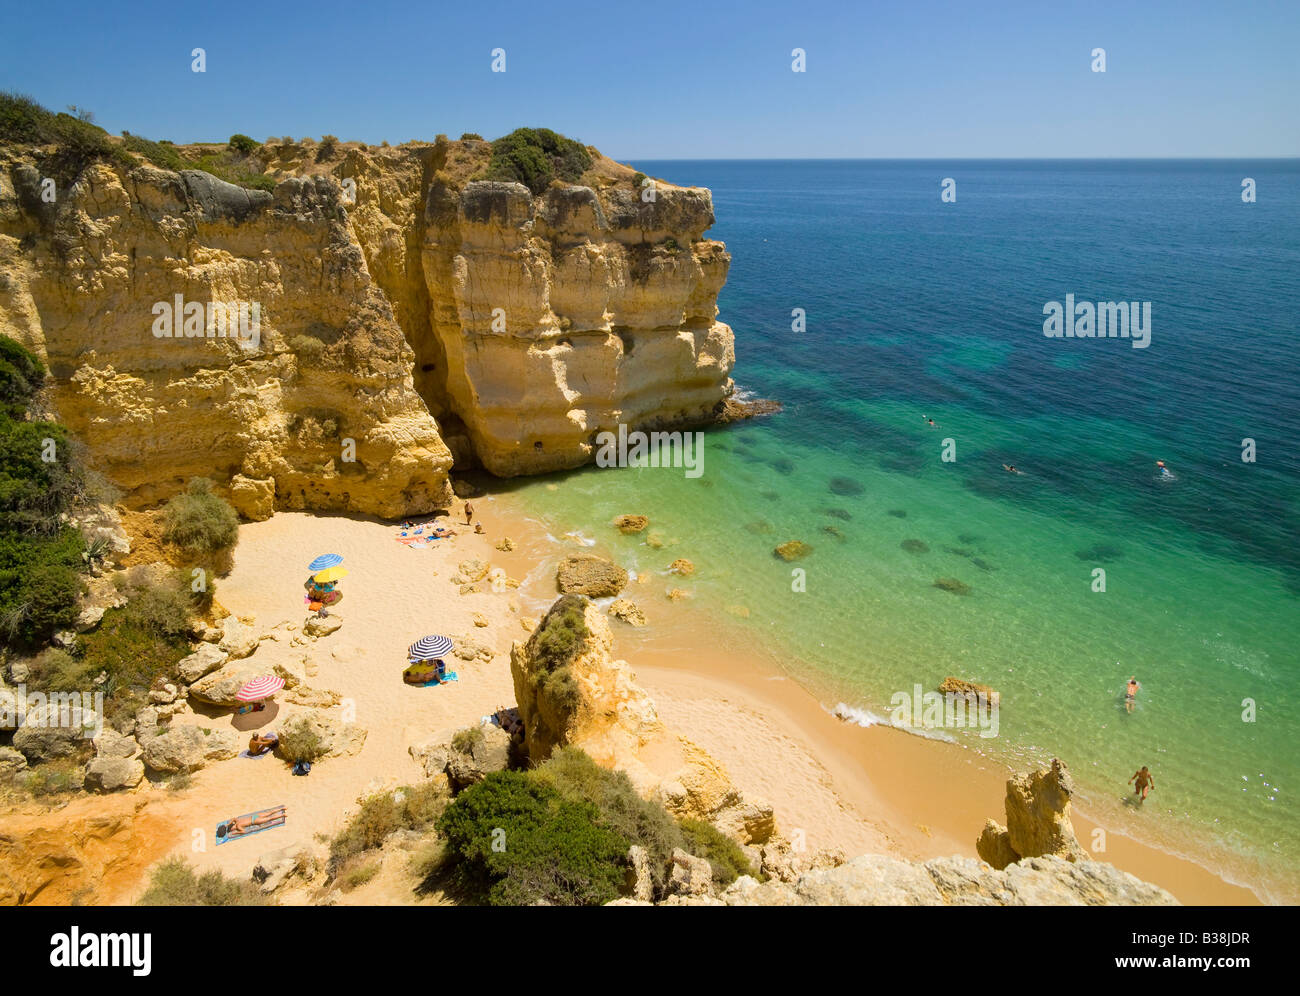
[408,634,454,661]
[308,554,344,571]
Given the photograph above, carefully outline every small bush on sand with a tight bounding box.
[162,477,239,556]
[277,716,325,765]
[329,782,448,869]
[228,134,259,155]
[136,857,267,906]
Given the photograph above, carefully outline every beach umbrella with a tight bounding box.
[236,675,285,702]
[408,635,454,661]
[309,554,344,571]
[313,566,349,583]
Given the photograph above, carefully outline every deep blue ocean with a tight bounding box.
[512,159,1300,901]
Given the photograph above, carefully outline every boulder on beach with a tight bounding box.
[178,643,229,684]
[608,599,647,626]
[141,725,241,774]
[556,554,628,597]
[304,613,343,637]
[188,661,267,707]
[84,757,145,793]
[12,702,100,762]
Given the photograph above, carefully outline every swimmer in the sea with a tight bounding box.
[1003,464,1021,475]
[1156,461,1172,478]
[1125,675,1140,713]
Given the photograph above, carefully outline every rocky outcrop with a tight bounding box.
[556,554,628,597]
[718,853,1177,906]
[423,177,736,476]
[976,759,1087,869]
[139,725,241,773]
[511,595,775,847]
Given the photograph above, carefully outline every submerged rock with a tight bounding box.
[932,577,972,596]
[901,539,929,554]
[774,540,812,561]
[613,514,649,534]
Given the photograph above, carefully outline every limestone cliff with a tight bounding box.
[0,154,453,518]
[423,177,735,474]
[0,132,740,515]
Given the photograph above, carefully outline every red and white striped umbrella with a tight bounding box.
[235,675,285,702]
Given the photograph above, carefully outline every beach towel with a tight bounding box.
[417,671,458,687]
[239,734,278,759]
[215,807,287,845]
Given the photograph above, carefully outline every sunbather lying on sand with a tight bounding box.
[217,806,286,840]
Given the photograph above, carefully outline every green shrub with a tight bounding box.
[677,817,756,886]
[339,860,380,891]
[451,726,485,754]
[530,594,589,670]
[0,334,46,415]
[121,132,187,171]
[330,782,448,868]
[136,857,268,906]
[0,341,89,649]
[633,171,646,188]
[316,135,338,161]
[437,770,630,906]
[277,716,326,765]
[0,92,130,180]
[228,134,259,155]
[74,572,194,691]
[459,132,484,141]
[23,758,83,797]
[535,747,683,897]
[484,127,591,194]
[162,477,239,555]
[27,647,97,692]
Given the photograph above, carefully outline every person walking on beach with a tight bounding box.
[1125,675,1141,713]
[464,501,474,526]
[1129,766,1154,802]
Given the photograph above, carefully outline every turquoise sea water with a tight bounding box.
[506,161,1300,902]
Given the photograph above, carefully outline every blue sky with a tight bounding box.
[2,0,1297,159]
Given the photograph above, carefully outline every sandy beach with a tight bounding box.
[91,492,1261,907]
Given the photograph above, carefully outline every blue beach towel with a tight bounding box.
[418,671,458,687]
[215,807,287,846]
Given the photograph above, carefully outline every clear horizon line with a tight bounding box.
[618,155,1300,162]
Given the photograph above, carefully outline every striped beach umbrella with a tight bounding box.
[309,554,344,571]
[408,635,454,661]
[235,675,285,702]
[313,566,349,583]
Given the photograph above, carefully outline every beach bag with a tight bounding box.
[292,760,312,776]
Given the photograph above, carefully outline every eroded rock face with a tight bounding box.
[2,138,744,502]
[719,854,1178,907]
[423,179,736,476]
[0,155,454,518]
